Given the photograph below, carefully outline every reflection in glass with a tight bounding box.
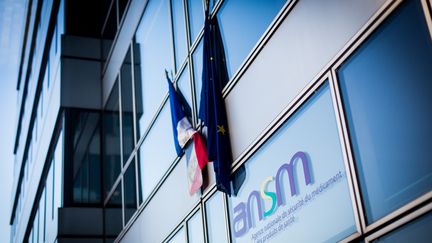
[218,0,287,77]
[172,0,188,70]
[373,211,432,242]
[168,227,186,243]
[104,183,123,239]
[176,64,192,107]
[337,0,432,224]
[102,1,118,61]
[188,0,204,45]
[192,38,203,112]
[188,210,204,243]
[121,48,135,164]
[104,81,122,197]
[138,103,177,200]
[134,0,173,138]
[124,160,138,224]
[205,192,228,243]
[65,109,101,205]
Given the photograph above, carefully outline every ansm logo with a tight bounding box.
[231,151,313,238]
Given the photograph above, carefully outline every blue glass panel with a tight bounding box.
[168,227,186,243]
[218,0,287,78]
[135,0,173,138]
[206,192,229,243]
[227,83,356,242]
[188,210,204,243]
[192,38,203,113]
[138,103,177,200]
[188,0,204,44]
[337,0,432,224]
[172,0,188,70]
[374,211,432,243]
[177,64,192,107]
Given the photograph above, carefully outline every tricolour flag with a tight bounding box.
[166,71,195,156]
[166,71,209,194]
[198,7,245,196]
[187,132,209,195]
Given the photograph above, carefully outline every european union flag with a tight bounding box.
[199,7,245,196]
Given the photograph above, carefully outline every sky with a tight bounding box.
[0,0,26,242]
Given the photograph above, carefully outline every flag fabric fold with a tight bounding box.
[187,132,209,195]
[166,71,209,195]
[198,8,246,196]
[166,72,195,156]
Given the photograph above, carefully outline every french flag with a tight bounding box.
[166,71,208,195]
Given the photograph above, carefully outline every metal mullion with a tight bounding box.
[101,0,116,36]
[116,0,120,27]
[169,0,178,73]
[103,171,122,206]
[364,203,432,243]
[184,0,199,127]
[327,0,432,234]
[118,74,125,170]
[135,94,169,150]
[121,175,125,228]
[129,40,140,210]
[201,200,209,243]
[328,71,363,242]
[221,0,298,98]
[222,192,232,243]
[421,0,432,41]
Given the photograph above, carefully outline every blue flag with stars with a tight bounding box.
[199,7,245,196]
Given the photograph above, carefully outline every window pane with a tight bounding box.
[218,0,287,78]
[168,227,186,243]
[337,0,432,224]
[102,1,118,61]
[124,160,138,224]
[205,192,228,243]
[187,210,204,243]
[104,81,122,197]
[192,38,203,112]
[172,0,188,70]
[228,83,356,242]
[105,183,123,237]
[373,211,432,243]
[67,109,101,205]
[177,64,192,107]
[134,0,173,137]
[121,48,135,164]
[138,102,177,200]
[188,0,204,45]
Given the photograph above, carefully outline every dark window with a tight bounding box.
[104,80,122,198]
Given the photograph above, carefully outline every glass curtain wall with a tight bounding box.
[102,0,290,240]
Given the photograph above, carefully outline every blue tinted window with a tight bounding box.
[337,0,432,224]
[135,0,173,137]
[192,38,203,112]
[177,64,193,107]
[172,0,188,70]
[228,83,356,243]
[373,211,432,242]
[218,0,287,77]
[188,210,205,243]
[206,192,229,243]
[188,0,204,45]
[138,103,177,200]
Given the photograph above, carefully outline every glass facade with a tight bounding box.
[337,0,432,224]
[10,0,432,242]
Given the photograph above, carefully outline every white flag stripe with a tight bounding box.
[177,117,195,147]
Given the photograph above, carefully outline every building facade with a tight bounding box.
[10,0,432,242]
